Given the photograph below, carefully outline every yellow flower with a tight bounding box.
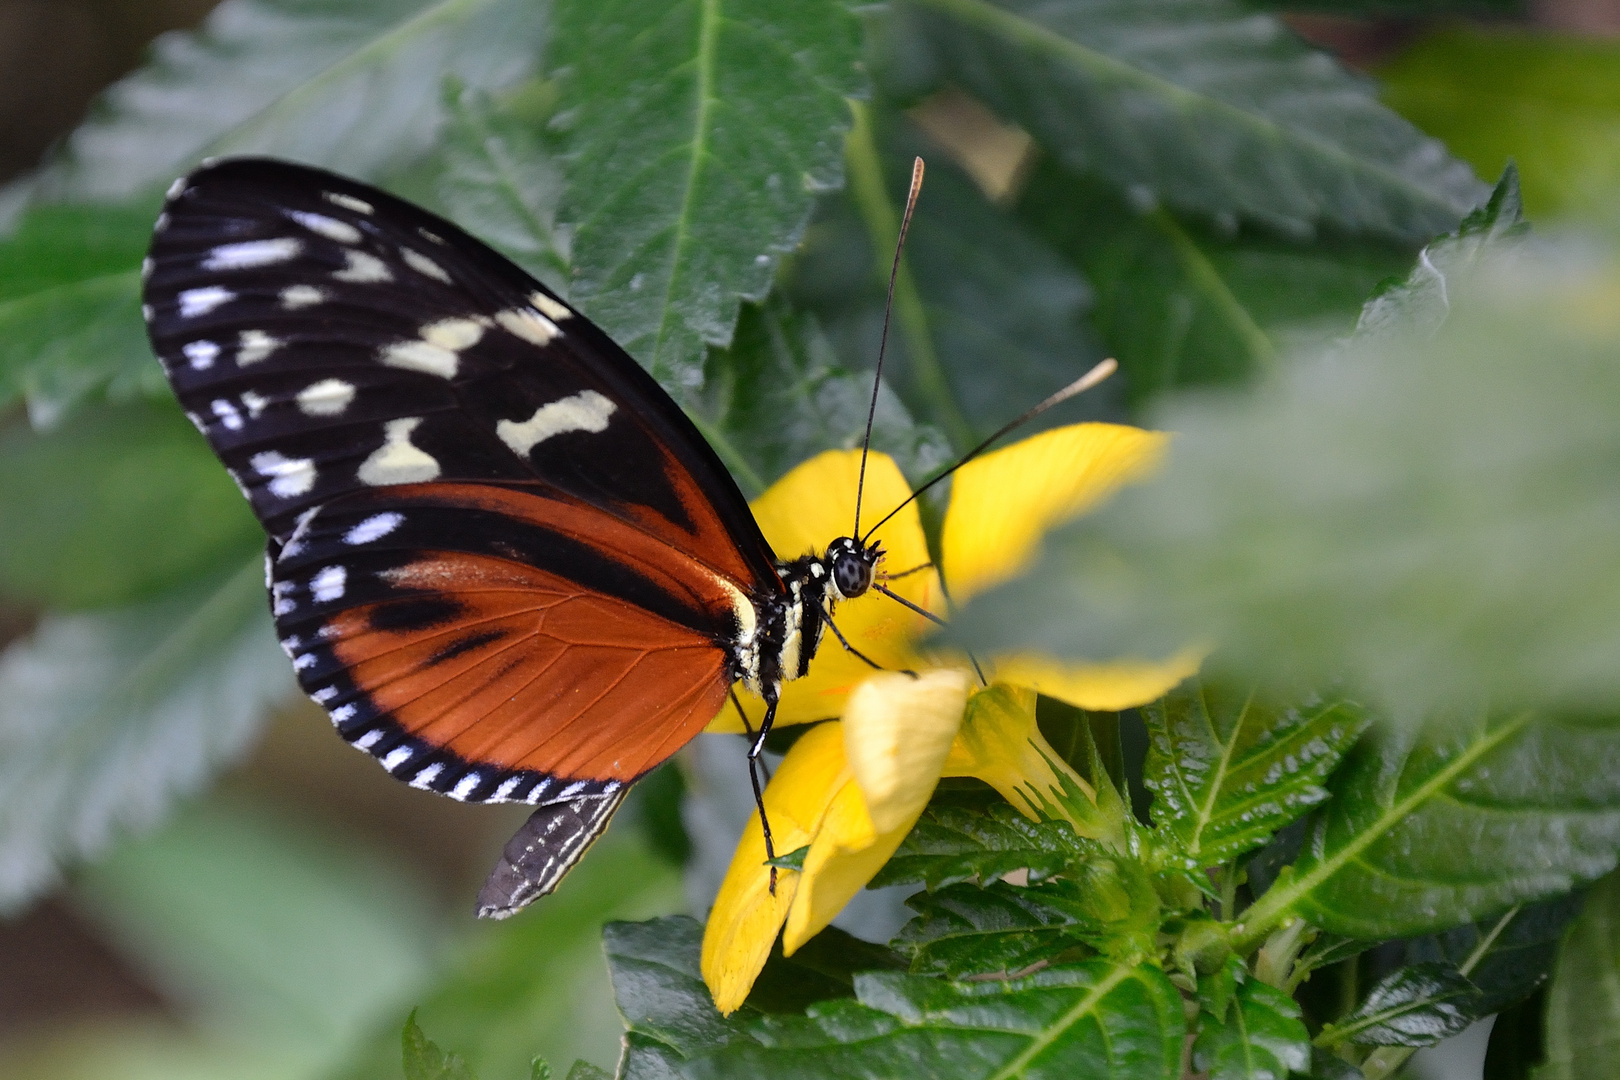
[700,423,1202,1015]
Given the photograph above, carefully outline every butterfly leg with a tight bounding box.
[749,689,780,894]
[817,601,916,677]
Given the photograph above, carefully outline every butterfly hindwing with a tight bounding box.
[144,158,780,805]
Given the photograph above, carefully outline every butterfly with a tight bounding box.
[142,158,892,917]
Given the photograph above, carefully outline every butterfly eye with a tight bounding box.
[832,546,874,599]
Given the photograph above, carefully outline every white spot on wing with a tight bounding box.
[251,450,317,498]
[311,686,338,703]
[358,418,440,486]
[203,237,302,270]
[293,652,316,670]
[323,191,374,215]
[345,512,404,545]
[355,729,385,750]
[238,329,281,365]
[310,565,347,602]
[529,292,573,322]
[560,780,588,798]
[286,209,361,244]
[410,763,443,790]
[182,340,220,369]
[166,177,187,200]
[401,247,451,283]
[211,399,243,431]
[334,250,391,283]
[271,580,296,615]
[380,339,458,379]
[382,746,413,771]
[179,286,234,317]
[419,228,445,245]
[141,257,154,282]
[297,378,356,416]
[241,390,269,419]
[496,390,616,458]
[280,284,326,309]
[420,317,486,351]
[494,306,560,346]
[153,213,169,233]
[492,777,522,801]
[331,704,357,725]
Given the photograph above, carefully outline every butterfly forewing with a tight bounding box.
[144,158,779,809]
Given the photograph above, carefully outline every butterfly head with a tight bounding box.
[824,536,882,602]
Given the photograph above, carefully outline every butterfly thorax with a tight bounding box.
[735,536,882,700]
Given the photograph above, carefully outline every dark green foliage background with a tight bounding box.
[1,0,1619,1078]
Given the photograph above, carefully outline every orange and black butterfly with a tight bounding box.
[143,159,888,917]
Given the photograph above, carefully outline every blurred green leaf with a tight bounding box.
[332,832,681,1080]
[703,294,951,496]
[789,113,1115,449]
[551,0,864,391]
[1242,712,1620,943]
[1317,963,1478,1049]
[891,0,1484,241]
[1537,870,1620,1080]
[433,81,568,291]
[0,403,262,609]
[562,1063,607,1080]
[404,1013,478,1080]
[952,202,1620,719]
[1017,159,1414,406]
[1485,989,1545,1080]
[1405,893,1584,1016]
[869,792,1084,891]
[1143,682,1368,869]
[10,0,548,207]
[77,799,437,1059]
[1192,975,1310,1080]
[0,557,294,911]
[1382,28,1620,231]
[0,205,158,426]
[606,915,1183,1080]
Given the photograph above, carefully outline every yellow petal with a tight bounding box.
[701,722,849,1015]
[943,683,1125,847]
[842,668,972,834]
[782,777,916,953]
[708,449,943,732]
[991,648,1203,712]
[942,423,1168,603]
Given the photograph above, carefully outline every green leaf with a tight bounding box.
[0,557,295,911]
[0,205,158,425]
[405,1012,478,1080]
[890,0,1484,241]
[75,798,438,1052]
[951,201,1620,721]
[1484,989,1545,1080]
[896,881,1097,978]
[744,925,909,1015]
[1382,27,1620,230]
[13,0,549,206]
[433,81,568,291]
[788,111,1113,450]
[1240,712,1620,944]
[551,0,864,391]
[694,960,1185,1080]
[868,793,1085,891]
[1405,893,1584,1016]
[331,833,681,1080]
[1317,963,1479,1049]
[608,914,1181,1079]
[0,403,263,609]
[704,294,952,497]
[1537,870,1620,1080]
[1192,975,1310,1080]
[562,1063,608,1080]
[1016,159,1415,406]
[1143,682,1368,869]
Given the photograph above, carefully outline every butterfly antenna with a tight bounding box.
[853,156,926,540]
[862,358,1118,544]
